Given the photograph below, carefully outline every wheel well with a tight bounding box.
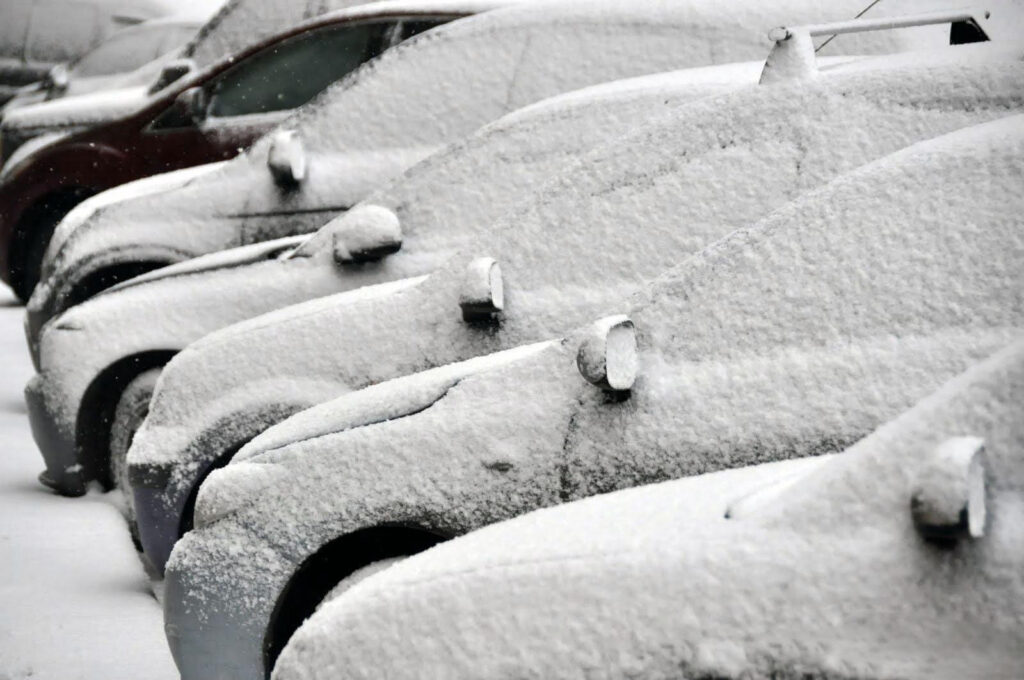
[263,524,450,676]
[76,350,177,489]
[65,260,173,310]
[178,438,254,539]
[8,187,97,296]
[177,403,308,540]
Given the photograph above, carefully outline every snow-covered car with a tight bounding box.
[24,0,968,322]
[1,12,211,114]
[127,39,1023,572]
[1,0,485,303]
[162,114,1024,680]
[274,339,1024,680]
[0,0,180,105]
[0,0,373,160]
[22,6,956,501]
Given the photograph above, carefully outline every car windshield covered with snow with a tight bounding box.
[27,0,959,321]
[272,338,1024,680]
[161,110,1024,680]
[118,41,1024,573]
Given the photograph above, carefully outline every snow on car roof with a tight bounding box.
[254,0,966,156]
[627,112,1024,363]
[275,338,1023,680]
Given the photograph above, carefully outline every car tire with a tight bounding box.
[109,368,161,535]
[11,188,94,303]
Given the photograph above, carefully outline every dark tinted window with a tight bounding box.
[207,21,385,118]
[399,19,450,41]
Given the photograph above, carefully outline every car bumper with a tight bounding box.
[24,373,86,496]
[24,280,54,367]
[165,522,293,680]
[130,464,181,575]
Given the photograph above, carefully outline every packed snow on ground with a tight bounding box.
[0,288,174,679]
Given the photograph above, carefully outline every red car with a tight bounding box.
[0,2,465,302]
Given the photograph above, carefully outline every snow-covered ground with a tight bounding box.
[0,286,174,680]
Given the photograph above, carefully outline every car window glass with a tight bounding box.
[72,27,163,77]
[206,21,384,119]
[26,1,101,62]
[399,19,450,41]
[287,23,527,152]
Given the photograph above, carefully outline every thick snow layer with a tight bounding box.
[182,0,373,68]
[134,49,1024,495]
[163,114,1024,679]
[127,56,764,472]
[36,0,975,328]
[276,341,1024,680]
[0,289,175,680]
[42,161,230,275]
[0,85,151,131]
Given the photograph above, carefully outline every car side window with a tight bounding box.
[205,21,387,119]
[398,19,450,41]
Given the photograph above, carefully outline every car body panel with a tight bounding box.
[163,114,1024,678]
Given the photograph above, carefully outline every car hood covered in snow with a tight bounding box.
[1,85,153,133]
[275,339,1024,680]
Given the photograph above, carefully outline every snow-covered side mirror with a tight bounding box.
[46,63,69,92]
[576,315,637,394]
[760,9,990,84]
[267,129,306,188]
[149,58,195,94]
[169,86,207,127]
[911,436,987,542]
[332,205,402,264]
[459,257,503,323]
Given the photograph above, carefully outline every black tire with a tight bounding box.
[109,368,161,541]
[10,189,94,303]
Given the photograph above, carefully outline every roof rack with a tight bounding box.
[759,8,991,84]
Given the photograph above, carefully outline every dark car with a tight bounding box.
[0,0,468,301]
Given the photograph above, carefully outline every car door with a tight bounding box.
[136,18,394,174]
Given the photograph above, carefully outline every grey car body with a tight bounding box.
[25,0,954,335]
[0,0,179,104]
[163,115,1024,680]
[274,339,1024,680]
[128,43,1024,572]
[1,14,208,114]
[24,0,897,499]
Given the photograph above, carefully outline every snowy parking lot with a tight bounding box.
[0,286,174,680]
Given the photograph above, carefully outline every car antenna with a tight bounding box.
[815,0,886,53]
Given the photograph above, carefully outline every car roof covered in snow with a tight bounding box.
[274,337,1024,680]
